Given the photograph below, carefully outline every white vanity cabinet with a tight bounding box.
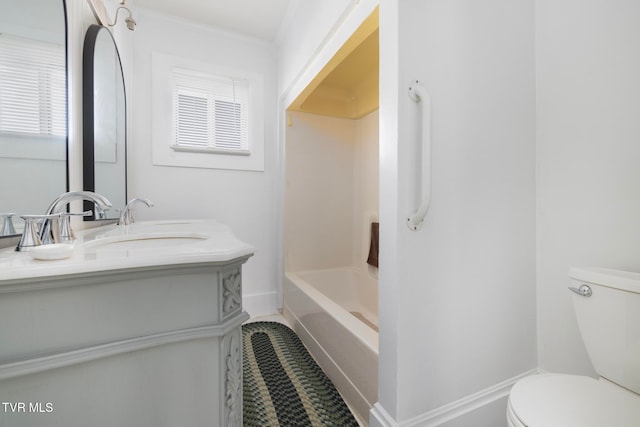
[0,220,253,427]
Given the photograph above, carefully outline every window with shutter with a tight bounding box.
[151,52,265,171]
[0,34,66,138]
[171,68,250,155]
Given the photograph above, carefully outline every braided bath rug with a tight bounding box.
[242,321,359,427]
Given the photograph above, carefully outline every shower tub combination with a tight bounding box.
[283,267,378,424]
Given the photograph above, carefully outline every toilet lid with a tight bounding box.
[509,374,640,427]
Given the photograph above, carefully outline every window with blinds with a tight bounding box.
[172,68,250,155]
[0,34,66,138]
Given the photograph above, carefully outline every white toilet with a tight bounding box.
[507,267,640,426]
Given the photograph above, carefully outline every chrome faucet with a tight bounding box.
[43,191,112,243]
[15,191,112,251]
[45,191,112,216]
[118,198,154,225]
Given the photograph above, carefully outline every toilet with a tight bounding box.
[507,267,640,426]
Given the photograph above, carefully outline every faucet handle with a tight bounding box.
[16,214,60,251]
[58,211,93,242]
[16,216,43,251]
[0,213,17,236]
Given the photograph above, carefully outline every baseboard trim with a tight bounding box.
[243,291,278,318]
[370,403,397,427]
[370,369,539,427]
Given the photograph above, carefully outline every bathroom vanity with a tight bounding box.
[0,219,253,426]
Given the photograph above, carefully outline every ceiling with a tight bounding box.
[287,8,379,120]
[133,0,295,41]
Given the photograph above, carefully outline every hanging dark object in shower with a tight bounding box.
[367,221,379,268]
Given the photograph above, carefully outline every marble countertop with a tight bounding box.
[0,219,254,283]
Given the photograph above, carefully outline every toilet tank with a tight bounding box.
[569,268,640,395]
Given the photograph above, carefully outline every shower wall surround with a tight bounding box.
[285,110,379,274]
[284,109,379,422]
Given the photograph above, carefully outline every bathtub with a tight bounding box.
[283,267,378,424]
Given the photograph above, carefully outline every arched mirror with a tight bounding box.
[0,0,68,238]
[82,24,126,220]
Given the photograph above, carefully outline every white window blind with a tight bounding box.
[172,68,249,155]
[0,34,66,138]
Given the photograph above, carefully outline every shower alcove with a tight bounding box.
[282,8,379,425]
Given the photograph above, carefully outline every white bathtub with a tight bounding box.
[283,267,378,424]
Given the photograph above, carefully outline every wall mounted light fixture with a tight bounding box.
[107,1,136,31]
[87,0,137,31]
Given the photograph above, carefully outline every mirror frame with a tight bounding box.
[82,24,127,220]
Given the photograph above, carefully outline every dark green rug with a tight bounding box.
[242,321,359,427]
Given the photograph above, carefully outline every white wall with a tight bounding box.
[536,0,640,376]
[130,8,279,317]
[376,0,537,425]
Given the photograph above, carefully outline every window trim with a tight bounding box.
[170,144,250,156]
[151,52,265,172]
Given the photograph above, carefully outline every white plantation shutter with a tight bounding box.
[175,90,209,147]
[172,68,249,154]
[0,34,66,137]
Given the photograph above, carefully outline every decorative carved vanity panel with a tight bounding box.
[0,220,253,426]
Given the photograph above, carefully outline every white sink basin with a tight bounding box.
[93,236,205,250]
[83,233,209,251]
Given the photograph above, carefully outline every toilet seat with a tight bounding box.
[506,398,526,427]
[508,374,640,426]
